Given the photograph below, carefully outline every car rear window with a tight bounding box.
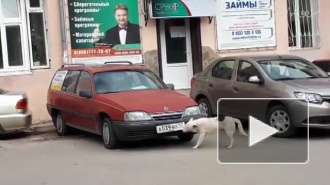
[49,70,69,91]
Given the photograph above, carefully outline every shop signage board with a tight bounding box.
[150,0,216,18]
[216,0,277,50]
[67,0,142,63]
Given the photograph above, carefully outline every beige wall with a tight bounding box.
[0,0,63,124]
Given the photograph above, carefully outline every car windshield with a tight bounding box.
[94,70,166,94]
[258,59,329,81]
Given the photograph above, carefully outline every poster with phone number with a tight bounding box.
[216,0,276,50]
[67,0,142,63]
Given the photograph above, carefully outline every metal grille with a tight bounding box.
[151,112,183,121]
[287,0,321,49]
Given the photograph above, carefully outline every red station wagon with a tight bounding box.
[47,62,202,149]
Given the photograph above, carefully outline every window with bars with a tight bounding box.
[287,0,321,49]
[0,0,48,75]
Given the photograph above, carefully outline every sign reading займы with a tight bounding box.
[67,0,142,62]
[216,0,277,50]
[150,0,216,18]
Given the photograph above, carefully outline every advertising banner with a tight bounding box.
[67,0,142,63]
[150,0,216,18]
[216,0,276,50]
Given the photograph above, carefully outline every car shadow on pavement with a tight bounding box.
[78,131,198,151]
[0,132,30,140]
[296,128,330,140]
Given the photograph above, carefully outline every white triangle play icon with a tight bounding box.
[249,116,278,147]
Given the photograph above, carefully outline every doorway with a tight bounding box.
[159,19,193,90]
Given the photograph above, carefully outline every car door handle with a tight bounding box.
[209,83,214,88]
[233,87,239,93]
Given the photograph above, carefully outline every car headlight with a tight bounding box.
[294,92,323,103]
[183,106,201,116]
[124,112,152,121]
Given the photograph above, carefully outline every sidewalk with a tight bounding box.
[22,89,192,137]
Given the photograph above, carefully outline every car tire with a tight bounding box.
[178,133,194,142]
[102,117,118,149]
[198,98,213,117]
[54,113,69,136]
[266,104,297,138]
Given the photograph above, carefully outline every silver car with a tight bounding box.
[190,55,330,137]
[0,88,32,135]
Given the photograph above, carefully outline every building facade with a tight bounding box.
[0,0,329,124]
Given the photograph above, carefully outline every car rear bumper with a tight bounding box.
[112,115,203,141]
[0,112,32,134]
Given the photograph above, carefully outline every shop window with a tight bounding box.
[6,26,23,67]
[28,0,48,68]
[29,0,40,8]
[0,0,48,75]
[287,0,321,49]
[1,0,20,18]
[0,32,3,69]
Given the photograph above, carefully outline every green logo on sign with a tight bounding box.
[151,0,191,17]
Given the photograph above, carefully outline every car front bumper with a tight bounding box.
[112,115,203,141]
[288,100,330,128]
[0,111,32,134]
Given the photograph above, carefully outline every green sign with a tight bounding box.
[68,0,141,58]
[150,0,216,18]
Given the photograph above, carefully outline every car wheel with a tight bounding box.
[198,98,213,117]
[266,104,297,138]
[55,113,68,136]
[102,117,118,149]
[178,133,194,142]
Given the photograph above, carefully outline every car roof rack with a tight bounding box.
[61,63,86,68]
[104,61,133,65]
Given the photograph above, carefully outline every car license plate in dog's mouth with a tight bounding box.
[156,122,185,134]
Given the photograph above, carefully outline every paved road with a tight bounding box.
[0,128,330,185]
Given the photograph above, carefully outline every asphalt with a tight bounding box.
[1,128,330,185]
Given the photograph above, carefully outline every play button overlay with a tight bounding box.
[217,98,309,164]
[249,116,278,147]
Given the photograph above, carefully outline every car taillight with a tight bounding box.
[16,98,27,112]
[190,77,196,87]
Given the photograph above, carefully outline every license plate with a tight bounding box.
[156,122,185,134]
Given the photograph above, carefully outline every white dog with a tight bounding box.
[182,116,248,149]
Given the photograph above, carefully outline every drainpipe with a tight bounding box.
[59,0,68,64]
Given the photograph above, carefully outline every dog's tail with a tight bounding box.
[233,118,248,136]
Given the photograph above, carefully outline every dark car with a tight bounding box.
[313,59,330,75]
[190,55,330,137]
[47,62,202,149]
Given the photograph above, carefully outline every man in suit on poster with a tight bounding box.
[92,4,140,46]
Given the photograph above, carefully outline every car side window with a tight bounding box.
[212,60,235,80]
[237,61,261,82]
[75,71,92,96]
[62,70,81,94]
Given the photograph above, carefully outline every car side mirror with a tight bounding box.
[248,76,264,84]
[79,90,93,99]
[166,83,175,90]
[327,72,330,76]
